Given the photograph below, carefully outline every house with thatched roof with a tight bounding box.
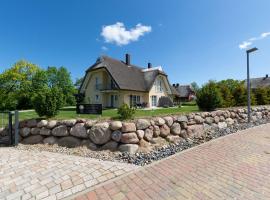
[78,54,179,108]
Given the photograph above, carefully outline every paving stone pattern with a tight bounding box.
[75,123,270,200]
[0,149,138,200]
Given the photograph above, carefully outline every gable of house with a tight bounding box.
[80,55,172,94]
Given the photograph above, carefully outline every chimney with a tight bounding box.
[266,74,269,78]
[176,83,179,87]
[125,54,130,65]
[172,84,176,87]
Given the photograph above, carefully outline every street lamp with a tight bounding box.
[246,47,258,123]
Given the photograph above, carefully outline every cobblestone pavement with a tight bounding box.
[0,149,138,200]
[74,123,270,200]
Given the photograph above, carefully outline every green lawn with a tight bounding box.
[18,105,199,121]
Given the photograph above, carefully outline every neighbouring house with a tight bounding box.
[245,74,270,89]
[172,84,196,102]
[78,54,178,108]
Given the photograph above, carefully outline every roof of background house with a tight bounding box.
[169,85,180,97]
[85,55,169,92]
[246,75,270,89]
[173,85,194,98]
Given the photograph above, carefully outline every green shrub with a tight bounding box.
[32,87,64,118]
[117,103,136,120]
[196,81,222,111]
[254,87,270,105]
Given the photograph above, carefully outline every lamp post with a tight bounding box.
[246,47,258,123]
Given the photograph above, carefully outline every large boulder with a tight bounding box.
[166,135,183,144]
[226,118,234,126]
[194,115,204,124]
[70,123,87,138]
[218,122,227,129]
[153,117,165,126]
[37,120,48,128]
[205,117,214,125]
[20,127,31,137]
[163,116,174,127]
[52,125,69,137]
[62,119,77,127]
[111,130,122,142]
[180,130,188,139]
[170,123,181,135]
[40,127,51,136]
[121,122,136,132]
[136,130,145,140]
[159,124,170,138]
[57,136,81,148]
[31,128,40,135]
[46,120,58,129]
[85,120,97,128]
[100,141,118,151]
[187,124,204,138]
[110,121,122,131]
[27,119,37,128]
[136,119,150,130]
[81,140,98,150]
[22,135,44,144]
[121,132,139,144]
[43,136,58,145]
[176,116,188,123]
[118,144,139,154]
[144,128,153,142]
[88,122,111,145]
[153,125,160,137]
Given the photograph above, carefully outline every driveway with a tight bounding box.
[74,123,270,200]
[0,149,138,200]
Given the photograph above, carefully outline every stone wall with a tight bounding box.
[16,106,270,153]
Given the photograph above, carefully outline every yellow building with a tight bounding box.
[79,54,179,108]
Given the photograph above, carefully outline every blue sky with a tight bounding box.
[0,0,269,85]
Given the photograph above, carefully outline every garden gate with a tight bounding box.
[0,111,19,146]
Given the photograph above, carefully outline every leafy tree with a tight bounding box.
[190,82,199,93]
[217,80,236,107]
[46,66,76,106]
[196,81,222,111]
[74,77,84,89]
[0,60,40,110]
[254,87,270,105]
[232,82,256,106]
[32,87,64,118]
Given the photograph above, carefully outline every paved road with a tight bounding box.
[74,123,270,200]
[0,149,138,200]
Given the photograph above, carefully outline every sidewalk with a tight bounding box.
[73,123,270,200]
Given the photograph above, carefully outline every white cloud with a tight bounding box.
[239,31,270,49]
[101,22,152,46]
[261,32,270,38]
[239,41,252,49]
[101,46,108,51]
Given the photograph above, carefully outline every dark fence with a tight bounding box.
[0,111,19,146]
[76,104,102,115]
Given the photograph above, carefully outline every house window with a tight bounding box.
[159,80,162,92]
[151,96,157,107]
[95,77,99,90]
[155,78,163,93]
[95,95,99,102]
[129,95,141,107]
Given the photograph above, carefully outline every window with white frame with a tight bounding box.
[151,95,157,107]
[155,78,163,93]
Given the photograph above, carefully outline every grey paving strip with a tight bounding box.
[0,148,139,200]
